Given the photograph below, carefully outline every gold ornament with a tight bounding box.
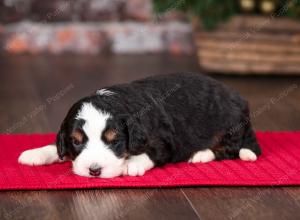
[260,0,276,14]
[240,0,255,12]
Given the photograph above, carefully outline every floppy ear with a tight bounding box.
[56,123,67,160]
[126,119,147,154]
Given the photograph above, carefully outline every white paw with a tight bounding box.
[18,149,49,165]
[18,145,59,166]
[239,148,257,161]
[125,153,154,176]
[188,149,215,163]
[127,161,147,176]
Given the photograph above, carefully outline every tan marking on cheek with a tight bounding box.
[71,130,83,143]
[104,129,117,142]
[123,152,130,159]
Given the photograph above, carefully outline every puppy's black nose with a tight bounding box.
[89,164,101,177]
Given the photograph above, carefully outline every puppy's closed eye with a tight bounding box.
[103,129,117,142]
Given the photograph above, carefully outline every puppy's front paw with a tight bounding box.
[18,149,46,165]
[125,153,154,177]
[18,145,59,166]
[127,161,147,176]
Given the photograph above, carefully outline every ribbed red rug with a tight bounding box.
[1,131,300,190]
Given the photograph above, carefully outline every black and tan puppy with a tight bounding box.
[19,73,261,178]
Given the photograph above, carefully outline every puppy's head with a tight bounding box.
[56,97,147,178]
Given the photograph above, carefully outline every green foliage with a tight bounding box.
[286,0,300,19]
[153,0,238,30]
[153,0,300,30]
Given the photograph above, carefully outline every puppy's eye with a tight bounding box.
[72,138,81,146]
[71,130,83,146]
[103,129,117,143]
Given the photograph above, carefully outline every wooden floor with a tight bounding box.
[1,54,300,220]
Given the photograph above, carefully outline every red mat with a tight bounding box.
[1,131,300,190]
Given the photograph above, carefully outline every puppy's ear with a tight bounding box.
[56,123,67,160]
[126,119,147,154]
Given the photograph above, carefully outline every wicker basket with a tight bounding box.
[195,16,300,75]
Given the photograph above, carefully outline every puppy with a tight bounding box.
[19,73,261,178]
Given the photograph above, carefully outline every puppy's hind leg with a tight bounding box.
[18,145,62,166]
[239,122,261,162]
[239,148,257,161]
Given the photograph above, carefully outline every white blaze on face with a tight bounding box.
[73,102,126,178]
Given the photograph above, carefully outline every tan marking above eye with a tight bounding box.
[104,129,117,142]
[71,130,83,143]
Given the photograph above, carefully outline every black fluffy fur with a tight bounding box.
[56,73,261,166]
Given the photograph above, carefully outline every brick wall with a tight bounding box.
[0,0,194,54]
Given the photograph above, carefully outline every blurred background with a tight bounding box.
[1,0,300,133]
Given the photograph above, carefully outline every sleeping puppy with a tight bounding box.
[18,73,261,178]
